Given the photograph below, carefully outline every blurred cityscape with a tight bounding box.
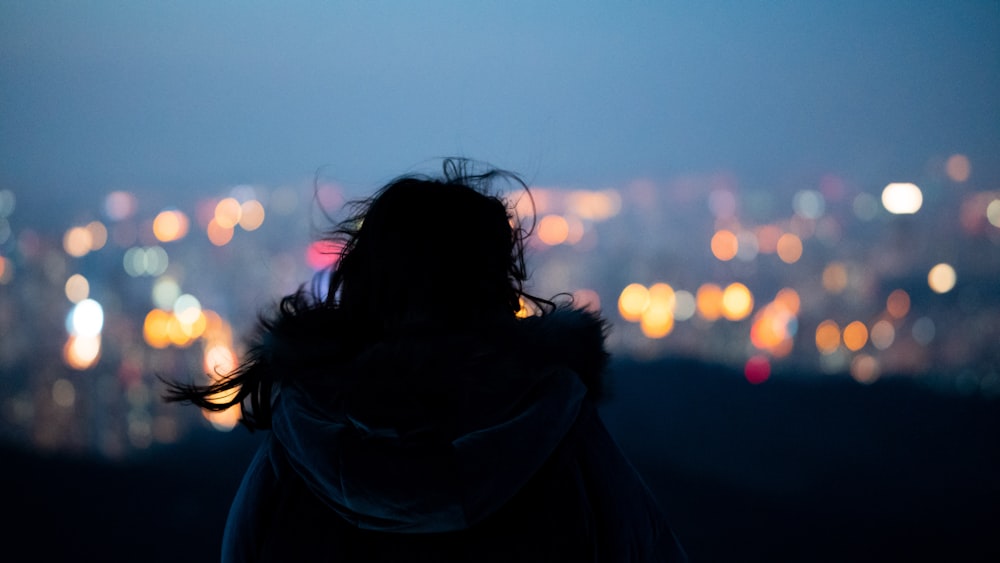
[0,154,998,459]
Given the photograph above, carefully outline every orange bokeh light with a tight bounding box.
[776,233,803,264]
[537,214,570,246]
[153,210,190,243]
[696,283,724,321]
[815,320,841,354]
[207,218,235,246]
[843,321,868,351]
[214,198,242,229]
[710,230,738,261]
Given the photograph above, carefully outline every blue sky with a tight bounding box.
[2,1,998,223]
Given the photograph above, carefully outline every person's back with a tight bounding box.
[167,160,686,562]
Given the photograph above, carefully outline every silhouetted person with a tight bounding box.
[167,160,686,562]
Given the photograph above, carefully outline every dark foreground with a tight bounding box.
[5,359,999,562]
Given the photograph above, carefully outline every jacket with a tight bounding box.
[221,308,687,562]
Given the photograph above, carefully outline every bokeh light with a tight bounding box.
[988,199,1000,228]
[86,221,108,251]
[214,198,242,229]
[886,289,911,319]
[618,283,650,322]
[710,230,738,261]
[143,309,172,349]
[842,320,868,352]
[822,262,848,294]
[815,320,841,354]
[153,210,190,243]
[64,274,90,303]
[927,263,956,293]
[870,319,895,350]
[881,183,923,214]
[793,190,825,219]
[63,226,92,257]
[776,233,803,264]
[721,283,753,321]
[696,283,724,321]
[68,298,104,338]
[104,191,137,221]
[537,214,570,246]
[207,218,235,246]
[946,154,971,182]
[850,354,880,384]
[152,277,181,310]
[52,379,76,408]
[641,283,676,338]
[63,335,101,370]
[238,200,266,231]
[673,290,696,321]
[744,356,771,384]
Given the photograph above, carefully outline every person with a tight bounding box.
[166,159,687,562]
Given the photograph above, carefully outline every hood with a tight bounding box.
[267,308,608,533]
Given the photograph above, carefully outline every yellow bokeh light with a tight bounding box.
[822,262,848,294]
[881,183,923,214]
[640,303,675,338]
[640,283,676,338]
[63,226,92,257]
[721,283,753,321]
[886,289,910,319]
[710,230,738,261]
[696,283,724,321]
[64,274,90,303]
[63,334,101,370]
[946,154,971,182]
[153,210,190,243]
[928,263,956,294]
[214,198,242,229]
[143,309,172,349]
[776,233,803,264]
[207,218,235,246]
[86,221,108,251]
[843,321,868,351]
[815,320,841,354]
[618,283,650,322]
[537,214,570,246]
[239,200,266,231]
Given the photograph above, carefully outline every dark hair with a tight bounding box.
[164,159,553,429]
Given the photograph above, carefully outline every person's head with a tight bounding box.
[323,159,543,335]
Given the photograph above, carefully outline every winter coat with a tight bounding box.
[221,308,687,562]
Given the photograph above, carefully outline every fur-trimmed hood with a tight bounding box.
[266,307,609,533]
